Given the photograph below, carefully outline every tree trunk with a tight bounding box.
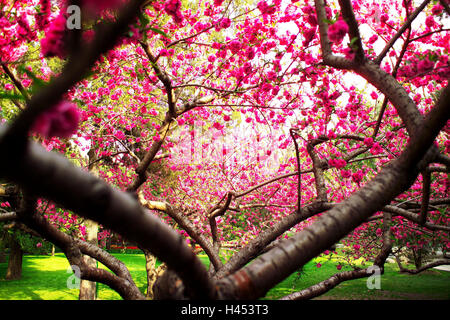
[79,148,100,300]
[79,219,98,300]
[143,249,167,299]
[6,238,23,280]
[0,238,6,263]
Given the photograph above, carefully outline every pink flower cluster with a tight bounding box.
[36,0,51,31]
[32,100,80,138]
[328,19,349,44]
[164,0,184,24]
[257,1,276,15]
[81,0,122,15]
[328,158,347,169]
[40,14,67,59]
[398,58,435,78]
[351,170,364,184]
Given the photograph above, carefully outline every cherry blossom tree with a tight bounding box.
[0,0,449,300]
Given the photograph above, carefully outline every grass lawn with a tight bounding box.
[0,253,449,300]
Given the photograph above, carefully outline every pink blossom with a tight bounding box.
[164,0,184,24]
[0,201,10,208]
[368,34,378,44]
[316,263,322,268]
[223,115,231,121]
[329,158,347,169]
[306,13,317,26]
[228,40,242,54]
[212,122,224,130]
[370,91,378,100]
[370,142,383,155]
[398,63,417,78]
[432,4,444,15]
[341,169,351,178]
[5,83,13,91]
[328,19,349,44]
[219,18,231,29]
[303,27,316,47]
[416,58,434,74]
[336,264,342,270]
[364,137,374,147]
[32,101,80,138]
[343,47,355,60]
[352,170,364,184]
[41,14,67,59]
[257,1,276,15]
[425,16,435,29]
[81,0,122,14]
[36,0,51,31]
[36,242,42,248]
[246,48,256,60]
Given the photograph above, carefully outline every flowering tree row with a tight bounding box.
[0,0,449,299]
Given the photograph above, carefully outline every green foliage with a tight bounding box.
[12,230,52,255]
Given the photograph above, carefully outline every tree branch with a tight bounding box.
[375,0,431,65]
[0,212,17,222]
[0,128,216,299]
[138,191,223,274]
[215,84,449,299]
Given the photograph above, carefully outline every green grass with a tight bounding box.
[0,253,449,300]
[265,257,450,300]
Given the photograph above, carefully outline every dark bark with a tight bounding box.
[6,237,22,280]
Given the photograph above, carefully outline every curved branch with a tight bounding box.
[214,201,333,279]
[280,268,368,300]
[0,212,17,222]
[383,205,450,232]
[375,0,431,65]
[138,192,223,272]
[397,258,450,274]
[3,0,147,141]
[0,130,216,299]
[215,84,449,299]
[17,201,144,300]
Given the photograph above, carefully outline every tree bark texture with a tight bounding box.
[6,237,23,280]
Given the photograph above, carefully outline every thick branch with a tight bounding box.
[314,0,356,69]
[17,201,144,300]
[338,0,365,62]
[138,191,223,273]
[3,0,147,142]
[0,212,17,222]
[0,129,216,299]
[214,201,332,279]
[307,143,328,202]
[215,84,449,299]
